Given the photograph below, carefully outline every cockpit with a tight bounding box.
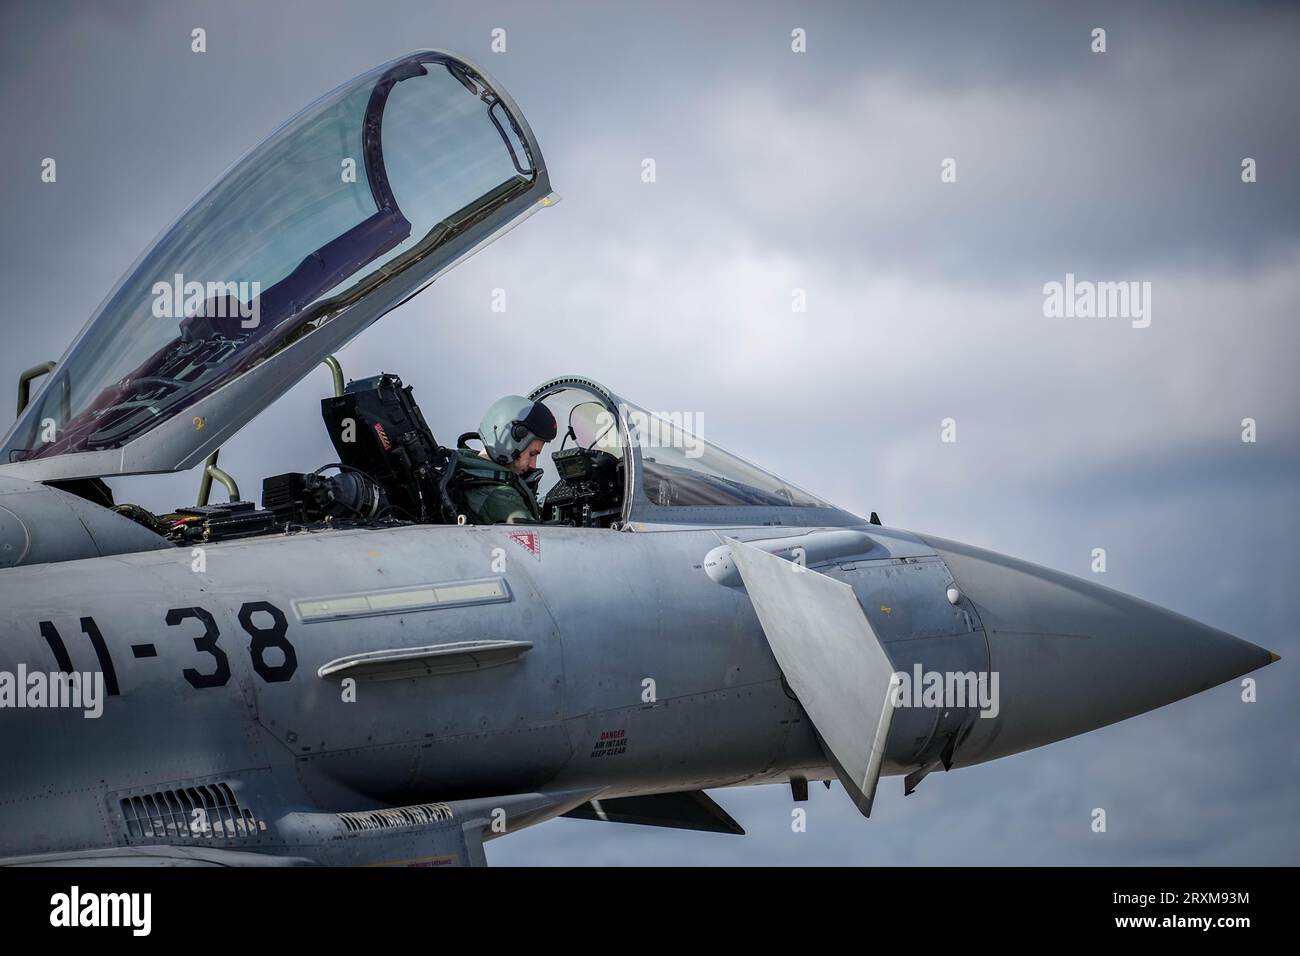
[527,376,855,531]
[5,363,858,547]
[0,49,858,542]
[257,371,852,537]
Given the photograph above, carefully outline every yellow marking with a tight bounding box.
[298,596,369,618]
[297,579,507,622]
[880,606,892,613]
[434,580,505,603]
[367,588,437,610]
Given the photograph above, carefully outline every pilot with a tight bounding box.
[454,395,557,524]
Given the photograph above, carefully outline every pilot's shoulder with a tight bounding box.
[454,448,508,479]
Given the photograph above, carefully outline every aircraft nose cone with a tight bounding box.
[919,535,1277,765]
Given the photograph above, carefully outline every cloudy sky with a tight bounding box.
[1,0,1296,864]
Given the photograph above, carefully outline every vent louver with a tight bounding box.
[337,803,455,833]
[120,782,263,842]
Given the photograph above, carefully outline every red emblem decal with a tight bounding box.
[373,423,392,451]
[509,531,540,558]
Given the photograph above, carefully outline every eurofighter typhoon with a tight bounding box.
[0,51,1278,866]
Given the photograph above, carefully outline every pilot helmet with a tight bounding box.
[479,395,557,467]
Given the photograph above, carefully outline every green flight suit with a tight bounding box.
[452,448,543,524]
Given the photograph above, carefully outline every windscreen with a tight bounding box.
[533,387,624,501]
[625,401,830,509]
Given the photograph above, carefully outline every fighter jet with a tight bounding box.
[0,50,1277,866]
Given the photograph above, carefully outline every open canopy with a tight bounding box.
[1,51,555,481]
